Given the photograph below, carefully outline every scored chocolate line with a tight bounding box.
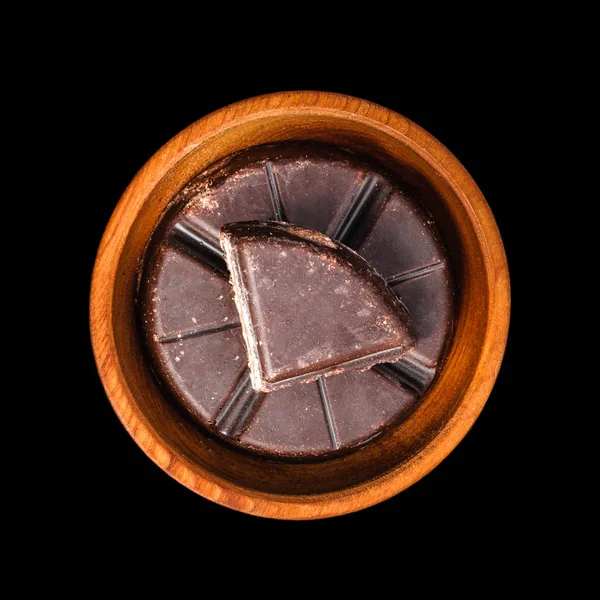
[374,355,436,393]
[172,221,224,258]
[317,377,340,450]
[265,161,287,221]
[386,262,445,286]
[158,321,241,344]
[332,173,391,246]
[170,221,229,278]
[215,369,266,438]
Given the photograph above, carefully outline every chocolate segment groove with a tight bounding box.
[386,262,445,286]
[265,161,287,221]
[374,355,436,393]
[332,173,390,247]
[215,370,266,437]
[317,377,339,450]
[158,321,241,344]
[171,221,228,277]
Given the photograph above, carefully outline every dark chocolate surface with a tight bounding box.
[139,142,455,459]
[221,221,415,391]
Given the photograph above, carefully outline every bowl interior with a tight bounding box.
[111,111,489,495]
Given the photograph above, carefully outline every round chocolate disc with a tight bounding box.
[139,142,455,459]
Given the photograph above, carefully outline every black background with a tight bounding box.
[76,76,531,544]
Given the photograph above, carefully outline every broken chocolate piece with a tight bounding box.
[220,221,415,392]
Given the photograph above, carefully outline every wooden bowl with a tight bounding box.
[90,91,510,519]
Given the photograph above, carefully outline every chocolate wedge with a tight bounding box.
[220,221,415,392]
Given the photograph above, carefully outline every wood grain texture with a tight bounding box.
[90,91,510,519]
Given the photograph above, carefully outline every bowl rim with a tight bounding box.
[90,91,510,519]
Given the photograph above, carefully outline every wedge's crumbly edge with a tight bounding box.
[220,231,266,392]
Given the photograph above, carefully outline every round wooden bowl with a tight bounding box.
[90,91,510,519]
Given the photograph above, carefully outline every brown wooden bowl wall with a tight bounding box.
[90,91,509,519]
